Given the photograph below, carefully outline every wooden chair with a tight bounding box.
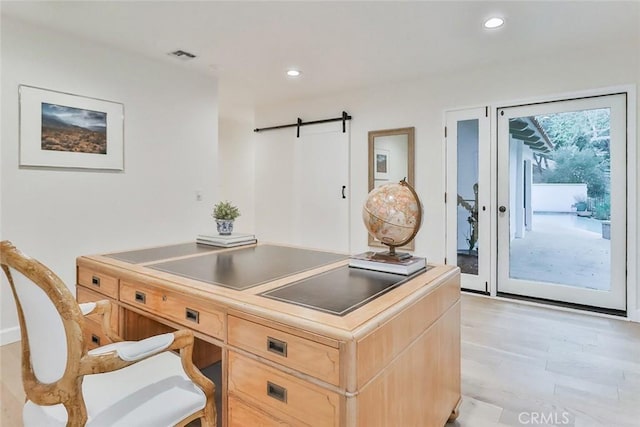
[0,241,216,426]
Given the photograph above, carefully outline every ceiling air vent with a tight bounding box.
[169,50,197,60]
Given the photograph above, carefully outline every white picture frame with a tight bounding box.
[19,85,124,170]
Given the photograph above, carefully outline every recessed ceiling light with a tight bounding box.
[287,69,301,77]
[483,17,504,29]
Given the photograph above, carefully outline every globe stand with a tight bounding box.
[372,246,412,262]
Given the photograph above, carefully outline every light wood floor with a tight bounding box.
[1,294,639,426]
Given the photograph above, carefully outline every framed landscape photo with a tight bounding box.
[19,85,124,170]
[374,148,390,180]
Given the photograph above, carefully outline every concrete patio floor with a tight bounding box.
[509,213,610,290]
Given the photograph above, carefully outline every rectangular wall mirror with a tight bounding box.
[368,127,416,250]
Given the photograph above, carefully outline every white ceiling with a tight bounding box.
[2,1,639,111]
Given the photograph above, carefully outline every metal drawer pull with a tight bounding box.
[185,308,199,323]
[267,336,287,357]
[91,334,100,345]
[267,381,287,403]
[134,291,146,304]
[91,276,100,287]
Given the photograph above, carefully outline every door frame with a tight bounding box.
[488,85,637,319]
[444,107,491,293]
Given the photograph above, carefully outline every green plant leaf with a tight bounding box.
[212,201,240,220]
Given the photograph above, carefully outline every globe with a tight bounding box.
[362,179,423,258]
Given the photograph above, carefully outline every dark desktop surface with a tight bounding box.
[105,242,222,264]
[147,244,348,290]
[106,242,425,316]
[261,265,430,316]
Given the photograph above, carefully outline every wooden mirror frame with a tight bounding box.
[367,127,416,250]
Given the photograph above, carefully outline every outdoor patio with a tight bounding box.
[509,213,611,290]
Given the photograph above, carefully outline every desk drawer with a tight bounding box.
[120,281,224,340]
[77,287,119,333]
[78,267,119,299]
[82,318,111,350]
[228,395,292,427]
[228,315,340,386]
[228,351,340,427]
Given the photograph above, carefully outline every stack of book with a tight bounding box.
[348,251,426,275]
[196,233,257,248]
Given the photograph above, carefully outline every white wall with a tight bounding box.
[218,111,256,235]
[0,18,219,344]
[242,42,639,317]
[533,183,588,213]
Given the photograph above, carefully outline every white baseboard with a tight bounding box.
[0,326,20,346]
[630,309,640,323]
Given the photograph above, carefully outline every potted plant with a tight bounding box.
[573,194,588,212]
[573,194,592,217]
[212,201,240,235]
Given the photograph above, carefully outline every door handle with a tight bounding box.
[341,185,346,199]
[499,206,506,213]
[134,291,146,304]
[185,308,200,324]
[267,337,288,357]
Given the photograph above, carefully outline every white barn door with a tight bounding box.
[255,122,350,253]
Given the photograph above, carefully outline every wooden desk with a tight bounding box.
[76,243,461,427]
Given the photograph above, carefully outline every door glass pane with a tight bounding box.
[457,119,479,275]
[508,109,611,290]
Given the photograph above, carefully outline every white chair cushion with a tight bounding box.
[116,333,174,362]
[12,270,67,384]
[79,302,96,315]
[87,334,173,362]
[87,341,133,356]
[23,351,206,427]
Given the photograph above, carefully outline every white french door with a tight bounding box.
[497,94,627,311]
[445,107,491,292]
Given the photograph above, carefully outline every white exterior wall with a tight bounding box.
[0,18,219,344]
[515,141,525,238]
[524,160,532,231]
[533,183,588,213]
[509,137,519,241]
